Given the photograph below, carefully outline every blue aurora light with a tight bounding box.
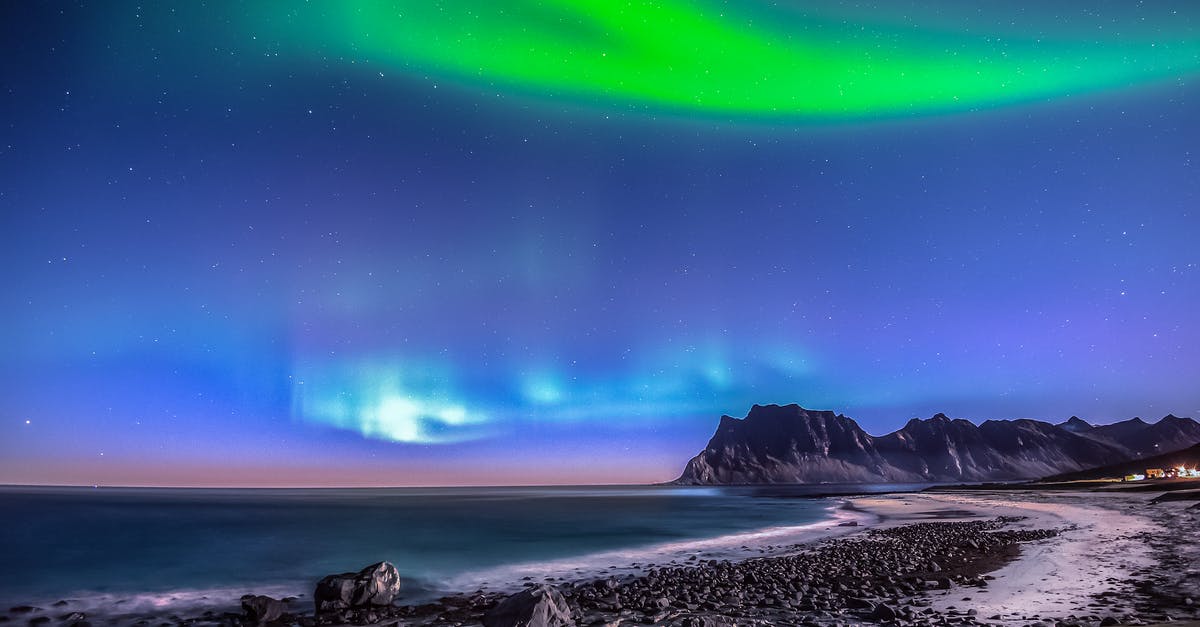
[1,1,1199,485]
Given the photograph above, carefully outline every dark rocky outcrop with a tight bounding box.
[675,404,1200,485]
[241,595,285,624]
[482,585,574,627]
[314,562,401,614]
[675,406,890,484]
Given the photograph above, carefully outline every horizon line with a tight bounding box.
[0,481,677,490]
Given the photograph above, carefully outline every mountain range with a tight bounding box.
[1040,443,1200,483]
[673,404,1200,485]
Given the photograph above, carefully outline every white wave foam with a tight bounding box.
[443,502,873,594]
[7,503,876,615]
[6,583,306,619]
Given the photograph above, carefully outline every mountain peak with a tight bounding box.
[675,404,873,485]
[746,403,803,417]
[743,404,798,421]
[1058,416,1094,433]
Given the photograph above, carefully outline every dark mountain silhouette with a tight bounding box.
[674,404,1200,485]
[1076,415,1200,459]
[1041,443,1200,483]
[1056,416,1094,433]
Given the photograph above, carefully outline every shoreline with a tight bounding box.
[3,489,1198,626]
[438,499,876,600]
[851,492,1152,618]
[0,497,862,619]
[850,490,1200,624]
[386,504,1067,626]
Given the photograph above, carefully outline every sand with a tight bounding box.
[852,489,1198,623]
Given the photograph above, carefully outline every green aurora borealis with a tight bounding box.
[4,1,1200,487]
[275,1,1200,119]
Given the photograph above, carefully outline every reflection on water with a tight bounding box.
[0,483,930,611]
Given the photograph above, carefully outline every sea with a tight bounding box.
[0,484,926,617]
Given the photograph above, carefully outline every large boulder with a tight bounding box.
[241,595,285,624]
[314,561,402,614]
[483,585,575,627]
[871,603,898,621]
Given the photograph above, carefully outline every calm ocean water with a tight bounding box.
[0,484,923,615]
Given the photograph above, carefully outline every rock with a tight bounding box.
[1100,618,1120,626]
[846,597,874,610]
[680,616,737,627]
[454,517,1067,627]
[871,603,898,621]
[314,562,402,614]
[241,596,285,624]
[483,585,574,627]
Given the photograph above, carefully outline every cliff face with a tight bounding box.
[674,404,1200,485]
[676,405,893,484]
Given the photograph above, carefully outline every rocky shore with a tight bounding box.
[4,494,1198,627]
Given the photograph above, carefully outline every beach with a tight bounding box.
[851,491,1196,623]
[316,489,1200,626]
[3,488,1199,627]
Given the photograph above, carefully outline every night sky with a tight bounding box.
[2,2,1199,486]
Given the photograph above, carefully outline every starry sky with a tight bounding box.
[2,1,1199,487]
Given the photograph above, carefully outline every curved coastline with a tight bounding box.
[441,499,875,598]
[4,490,1197,626]
[3,497,864,618]
[0,491,865,620]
